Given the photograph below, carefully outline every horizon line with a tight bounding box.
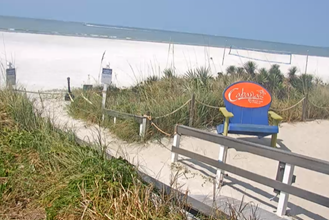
[1,14,329,50]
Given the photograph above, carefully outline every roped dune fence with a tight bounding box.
[14,89,329,140]
[92,93,316,139]
[11,88,329,217]
[171,125,329,217]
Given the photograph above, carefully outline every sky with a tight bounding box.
[0,0,328,47]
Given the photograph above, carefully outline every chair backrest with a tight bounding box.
[223,81,272,125]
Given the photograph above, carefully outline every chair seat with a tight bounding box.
[217,123,278,136]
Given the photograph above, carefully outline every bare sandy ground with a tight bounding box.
[28,93,329,220]
[2,30,328,219]
[1,31,329,91]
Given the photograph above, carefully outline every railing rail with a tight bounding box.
[176,125,329,175]
[103,109,147,139]
[171,125,329,217]
[104,108,144,123]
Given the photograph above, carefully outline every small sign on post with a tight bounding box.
[6,68,16,87]
[101,68,113,85]
[101,68,113,121]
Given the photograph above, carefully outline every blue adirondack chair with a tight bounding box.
[215,81,283,185]
[217,81,282,147]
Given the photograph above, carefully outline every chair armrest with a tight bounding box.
[268,111,283,125]
[219,107,234,118]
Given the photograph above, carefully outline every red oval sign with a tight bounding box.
[224,82,271,108]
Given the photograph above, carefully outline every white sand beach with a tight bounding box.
[1,31,329,219]
[31,95,329,220]
[1,31,329,91]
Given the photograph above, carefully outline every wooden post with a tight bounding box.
[302,52,309,119]
[305,53,309,74]
[145,111,150,136]
[171,134,181,163]
[216,145,228,188]
[276,163,295,216]
[212,178,217,206]
[302,94,308,121]
[189,93,195,127]
[222,47,226,65]
[101,84,108,121]
[139,117,147,140]
[217,118,229,188]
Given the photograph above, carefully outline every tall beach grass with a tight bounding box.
[1,89,238,219]
[69,62,329,141]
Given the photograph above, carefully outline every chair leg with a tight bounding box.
[217,118,229,187]
[223,117,229,136]
[216,145,228,187]
[271,134,278,148]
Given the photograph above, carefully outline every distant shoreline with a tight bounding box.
[1,15,329,58]
[1,30,329,92]
[1,28,328,58]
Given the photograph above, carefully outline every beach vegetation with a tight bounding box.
[2,89,244,219]
[69,61,329,141]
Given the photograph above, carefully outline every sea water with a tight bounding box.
[1,15,329,57]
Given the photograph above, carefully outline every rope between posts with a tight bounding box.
[271,97,305,112]
[152,99,191,119]
[142,99,191,136]
[92,91,102,98]
[75,106,98,115]
[103,98,191,137]
[195,99,221,109]
[151,121,171,136]
[143,115,171,137]
[308,99,329,111]
[81,93,94,105]
[14,89,64,95]
[68,93,74,102]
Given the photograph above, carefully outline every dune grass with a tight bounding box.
[1,89,237,219]
[69,63,329,142]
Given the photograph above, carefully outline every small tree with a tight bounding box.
[288,67,300,89]
[236,67,246,76]
[226,65,237,75]
[163,68,175,79]
[243,61,257,78]
[184,67,212,89]
[256,68,269,87]
[267,64,285,98]
[299,73,314,95]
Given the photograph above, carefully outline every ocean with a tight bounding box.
[1,15,329,57]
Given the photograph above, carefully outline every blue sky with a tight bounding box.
[0,0,328,47]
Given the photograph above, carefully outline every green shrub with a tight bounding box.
[69,62,329,141]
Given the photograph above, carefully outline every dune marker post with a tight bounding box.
[101,65,112,121]
[65,77,74,101]
[6,62,16,88]
[101,84,108,121]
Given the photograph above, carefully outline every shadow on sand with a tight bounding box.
[179,136,327,220]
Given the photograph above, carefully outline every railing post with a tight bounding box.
[302,94,308,121]
[276,163,295,216]
[222,47,226,65]
[171,133,181,163]
[139,117,147,140]
[189,93,195,127]
[216,145,228,188]
[101,84,108,121]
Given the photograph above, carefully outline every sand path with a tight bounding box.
[30,93,329,220]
